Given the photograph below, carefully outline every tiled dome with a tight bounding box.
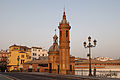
[49,44,59,52]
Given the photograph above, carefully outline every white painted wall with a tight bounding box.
[31,47,48,60]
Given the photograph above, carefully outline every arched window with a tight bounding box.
[60,31,62,37]
[66,30,68,37]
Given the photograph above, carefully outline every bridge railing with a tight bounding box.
[75,70,120,78]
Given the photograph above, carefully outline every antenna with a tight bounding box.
[64,4,65,12]
[63,0,66,12]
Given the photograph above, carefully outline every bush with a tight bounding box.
[0,65,7,72]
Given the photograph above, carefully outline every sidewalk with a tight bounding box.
[25,72,120,80]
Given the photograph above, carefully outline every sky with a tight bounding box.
[0,0,120,59]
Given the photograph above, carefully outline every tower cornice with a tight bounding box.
[58,23,71,29]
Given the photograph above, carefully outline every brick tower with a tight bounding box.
[58,11,71,74]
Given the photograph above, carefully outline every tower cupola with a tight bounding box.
[53,34,58,44]
[59,11,71,29]
[49,31,59,52]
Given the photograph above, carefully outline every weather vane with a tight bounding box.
[55,29,56,34]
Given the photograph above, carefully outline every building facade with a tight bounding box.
[31,47,48,60]
[0,50,9,71]
[23,59,48,72]
[75,58,120,78]
[48,11,75,75]
[8,44,32,71]
[0,50,9,63]
[95,57,114,61]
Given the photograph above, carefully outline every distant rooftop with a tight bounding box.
[31,47,42,49]
[75,59,120,64]
[9,44,30,49]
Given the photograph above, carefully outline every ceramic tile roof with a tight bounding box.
[24,60,48,64]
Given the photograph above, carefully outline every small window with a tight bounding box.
[20,48,23,51]
[42,54,44,56]
[21,60,25,64]
[14,48,18,50]
[24,48,26,51]
[66,30,68,37]
[33,48,37,51]
[33,53,36,56]
[21,55,24,58]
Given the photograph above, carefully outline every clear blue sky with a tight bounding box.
[0,0,120,59]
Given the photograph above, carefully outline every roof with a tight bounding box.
[9,44,29,49]
[31,47,42,49]
[0,51,9,54]
[24,56,48,64]
[70,55,75,58]
[24,60,48,64]
[75,59,120,64]
[38,56,48,60]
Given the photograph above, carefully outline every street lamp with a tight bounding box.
[17,56,20,71]
[83,36,97,76]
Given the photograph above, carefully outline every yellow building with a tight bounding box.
[8,44,32,71]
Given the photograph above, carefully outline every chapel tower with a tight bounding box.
[58,11,71,74]
[48,32,59,73]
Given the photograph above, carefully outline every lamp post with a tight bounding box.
[17,56,20,71]
[83,36,97,76]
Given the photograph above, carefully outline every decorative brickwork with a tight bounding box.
[48,11,75,75]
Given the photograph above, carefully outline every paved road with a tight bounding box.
[0,72,56,80]
[0,74,11,80]
[0,72,119,80]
